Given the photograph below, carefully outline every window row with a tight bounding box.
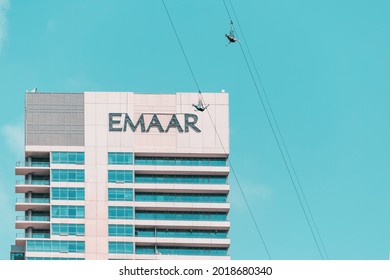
[135,157,227,167]
[135,175,227,185]
[135,228,228,239]
[109,242,134,254]
[108,206,133,220]
[135,211,227,221]
[26,240,85,253]
[18,232,50,238]
[109,225,133,236]
[135,192,227,203]
[135,246,227,256]
[108,188,133,201]
[52,223,85,236]
[52,169,85,182]
[52,206,85,219]
[52,152,84,164]
[52,188,85,200]
[108,152,133,165]
[108,170,133,183]
[24,211,50,221]
[28,175,50,185]
[52,187,133,201]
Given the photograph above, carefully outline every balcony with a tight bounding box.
[16,233,50,239]
[134,219,230,231]
[16,198,50,203]
[133,236,230,247]
[16,180,50,185]
[15,180,50,194]
[15,161,50,176]
[16,216,50,229]
[16,162,50,167]
[133,201,230,212]
[133,246,229,259]
[133,254,230,260]
[15,232,50,246]
[16,216,50,221]
[15,198,50,211]
[134,165,229,176]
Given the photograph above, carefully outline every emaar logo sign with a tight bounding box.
[109,113,201,133]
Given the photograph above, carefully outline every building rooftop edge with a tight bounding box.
[25,91,228,95]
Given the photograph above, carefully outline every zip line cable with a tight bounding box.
[228,1,330,257]
[228,0,329,259]
[222,0,327,259]
[222,0,233,22]
[161,0,201,94]
[201,104,273,260]
[161,0,272,259]
[199,93,272,259]
[226,0,329,260]
[238,40,325,260]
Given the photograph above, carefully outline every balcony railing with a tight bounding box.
[16,216,50,222]
[16,180,50,185]
[16,162,50,167]
[16,198,50,204]
[16,233,50,238]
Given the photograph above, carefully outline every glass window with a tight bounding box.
[52,206,85,219]
[52,188,59,200]
[135,246,155,254]
[52,169,85,182]
[68,153,76,163]
[76,207,84,218]
[51,152,59,163]
[135,246,227,256]
[76,170,84,181]
[108,225,133,236]
[135,211,227,221]
[108,188,133,201]
[59,170,67,181]
[135,192,227,203]
[51,152,84,164]
[156,246,227,256]
[108,152,133,165]
[52,188,84,200]
[135,174,227,185]
[52,224,85,236]
[109,242,133,254]
[68,206,76,217]
[68,189,76,199]
[108,153,115,164]
[108,170,133,183]
[68,224,76,235]
[68,170,76,181]
[136,228,228,239]
[68,242,76,253]
[108,206,133,219]
[135,157,227,166]
[26,241,85,253]
[60,188,67,199]
[59,153,68,163]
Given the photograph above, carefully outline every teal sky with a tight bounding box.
[0,0,389,260]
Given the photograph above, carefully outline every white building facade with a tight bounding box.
[11,91,230,260]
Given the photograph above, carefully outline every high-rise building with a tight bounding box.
[11,91,230,260]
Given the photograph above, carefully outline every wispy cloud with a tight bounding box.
[0,121,21,259]
[229,182,272,213]
[0,175,9,205]
[0,172,17,260]
[0,0,10,52]
[2,122,24,156]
